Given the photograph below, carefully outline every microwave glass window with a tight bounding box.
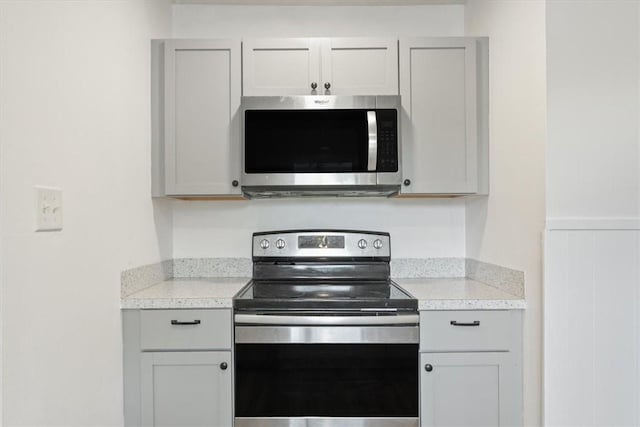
[245,110,369,173]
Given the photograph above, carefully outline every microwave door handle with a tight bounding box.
[367,111,378,171]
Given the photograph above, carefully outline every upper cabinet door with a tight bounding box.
[243,38,322,96]
[163,39,241,196]
[321,38,398,95]
[399,38,488,195]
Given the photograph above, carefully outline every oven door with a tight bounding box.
[234,315,419,427]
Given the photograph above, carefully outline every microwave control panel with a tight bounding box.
[376,109,399,172]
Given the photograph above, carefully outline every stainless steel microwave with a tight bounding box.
[241,95,402,198]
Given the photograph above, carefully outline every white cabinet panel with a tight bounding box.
[420,310,511,352]
[139,309,232,351]
[544,229,640,426]
[400,37,487,195]
[141,351,232,427]
[420,352,516,427]
[243,37,398,96]
[162,39,241,196]
[243,38,321,96]
[321,38,398,95]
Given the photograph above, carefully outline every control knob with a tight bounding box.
[373,239,383,249]
[275,238,286,249]
[357,239,367,249]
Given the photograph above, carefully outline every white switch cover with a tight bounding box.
[35,186,63,232]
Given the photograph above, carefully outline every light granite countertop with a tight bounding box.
[120,277,250,309]
[395,278,526,310]
[121,276,525,310]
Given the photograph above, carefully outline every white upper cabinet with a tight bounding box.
[242,38,322,96]
[151,36,489,199]
[154,39,242,197]
[320,38,398,95]
[399,37,489,195]
[243,37,398,96]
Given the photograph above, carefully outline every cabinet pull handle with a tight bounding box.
[403,179,411,186]
[450,320,480,327]
[220,362,228,370]
[170,320,201,326]
[232,180,239,187]
[425,364,433,372]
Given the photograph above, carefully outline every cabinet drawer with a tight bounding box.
[140,309,232,351]
[420,311,511,352]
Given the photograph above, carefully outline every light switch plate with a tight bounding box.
[35,186,63,232]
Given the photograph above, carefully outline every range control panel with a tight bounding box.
[252,230,391,259]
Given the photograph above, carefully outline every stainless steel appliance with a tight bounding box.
[234,230,418,427]
[241,96,402,198]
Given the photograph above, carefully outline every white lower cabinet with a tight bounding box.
[141,351,232,427]
[420,352,517,427]
[123,309,234,427]
[419,310,523,427]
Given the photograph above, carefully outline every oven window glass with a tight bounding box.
[235,343,419,417]
[244,110,369,173]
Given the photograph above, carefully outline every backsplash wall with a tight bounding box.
[172,198,466,259]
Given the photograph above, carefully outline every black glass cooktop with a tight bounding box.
[234,280,417,312]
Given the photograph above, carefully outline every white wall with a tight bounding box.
[464,2,547,426]
[0,1,172,425]
[172,4,464,38]
[546,1,640,222]
[545,1,640,425]
[173,198,466,258]
[170,3,468,260]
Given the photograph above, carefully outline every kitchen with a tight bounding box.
[0,1,637,427]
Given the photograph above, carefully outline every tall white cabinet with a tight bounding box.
[152,39,242,197]
[243,37,398,96]
[399,37,488,195]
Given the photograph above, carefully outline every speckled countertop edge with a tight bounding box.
[417,299,526,310]
[120,277,250,310]
[121,258,526,310]
[395,278,526,310]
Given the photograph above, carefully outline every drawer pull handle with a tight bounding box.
[425,364,433,372]
[170,320,201,326]
[220,362,228,370]
[450,320,480,327]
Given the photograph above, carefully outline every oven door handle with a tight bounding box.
[367,110,378,171]
[234,314,418,326]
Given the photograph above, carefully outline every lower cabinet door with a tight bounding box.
[141,351,232,427]
[420,352,518,427]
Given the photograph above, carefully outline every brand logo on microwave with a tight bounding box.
[314,100,330,104]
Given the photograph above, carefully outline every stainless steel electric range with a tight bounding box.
[233,230,419,427]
